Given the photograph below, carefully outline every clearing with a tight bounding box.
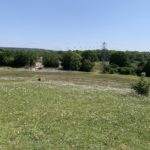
[0,68,149,149]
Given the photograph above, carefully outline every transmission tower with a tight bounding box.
[102,41,107,50]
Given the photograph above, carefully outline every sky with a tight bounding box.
[0,0,150,51]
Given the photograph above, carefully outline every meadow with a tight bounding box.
[0,68,150,150]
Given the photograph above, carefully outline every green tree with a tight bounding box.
[43,53,59,67]
[0,51,5,65]
[26,51,37,66]
[13,52,29,67]
[81,50,98,62]
[62,51,82,70]
[97,49,111,61]
[80,59,94,72]
[1,50,15,66]
[144,59,150,76]
[110,51,129,67]
[132,75,150,96]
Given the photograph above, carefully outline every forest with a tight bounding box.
[0,47,150,76]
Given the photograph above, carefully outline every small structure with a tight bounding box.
[58,61,62,70]
[35,57,44,70]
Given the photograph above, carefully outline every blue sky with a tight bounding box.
[0,0,150,51]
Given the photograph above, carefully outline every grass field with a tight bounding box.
[0,68,150,149]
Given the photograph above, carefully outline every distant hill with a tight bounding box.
[0,47,54,52]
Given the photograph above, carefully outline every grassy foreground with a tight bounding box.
[0,69,149,149]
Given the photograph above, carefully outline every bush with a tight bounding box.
[102,63,110,73]
[103,64,136,75]
[132,76,150,96]
[118,67,136,75]
[102,64,119,74]
[80,59,94,72]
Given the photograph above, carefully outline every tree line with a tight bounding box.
[0,49,59,68]
[0,48,150,76]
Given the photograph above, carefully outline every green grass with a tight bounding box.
[0,67,138,88]
[0,68,150,149]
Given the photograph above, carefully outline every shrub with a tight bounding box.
[103,64,136,75]
[102,64,119,74]
[109,67,118,74]
[118,67,136,75]
[132,75,150,96]
[80,59,94,72]
[102,63,110,73]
